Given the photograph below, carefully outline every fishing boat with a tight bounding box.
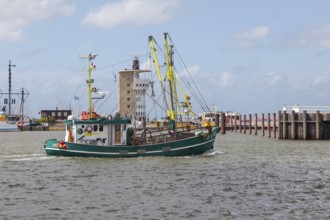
[0,109,19,132]
[44,33,218,157]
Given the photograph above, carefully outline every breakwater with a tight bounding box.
[278,110,330,140]
[218,109,330,140]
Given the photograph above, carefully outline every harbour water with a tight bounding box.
[1,131,330,219]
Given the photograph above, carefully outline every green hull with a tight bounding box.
[44,127,218,158]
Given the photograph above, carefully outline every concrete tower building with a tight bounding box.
[118,57,150,121]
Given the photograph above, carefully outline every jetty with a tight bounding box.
[218,105,330,140]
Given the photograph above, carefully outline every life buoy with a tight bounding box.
[56,140,68,149]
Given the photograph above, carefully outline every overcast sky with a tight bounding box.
[1,0,330,118]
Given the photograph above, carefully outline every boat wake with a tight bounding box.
[204,150,223,156]
[173,150,224,159]
[0,153,53,161]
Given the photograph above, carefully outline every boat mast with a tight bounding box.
[148,36,170,118]
[82,53,97,118]
[164,33,176,130]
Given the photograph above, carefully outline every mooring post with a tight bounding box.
[221,112,226,134]
[233,115,237,132]
[244,114,246,134]
[282,111,287,139]
[262,113,265,136]
[267,113,271,138]
[239,114,242,133]
[276,112,280,139]
[316,110,320,140]
[273,113,280,138]
[249,114,252,135]
[303,110,307,140]
[291,110,296,140]
[254,113,258,135]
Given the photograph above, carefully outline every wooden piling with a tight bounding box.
[316,110,320,140]
[302,110,307,140]
[261,113,265,136]
[267,113,271,138]
[220,112,226,134]
[249,114,252,134]
[282,111,287,139]
[239,115,242,133]
[234,116,237,132]
[291,110,296,140]
[254,113,258,135]
[273,113,277,138]
[243,115,246,134]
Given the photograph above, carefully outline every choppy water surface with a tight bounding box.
[1,131,330,219]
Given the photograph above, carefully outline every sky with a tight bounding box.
[1,0,330,118]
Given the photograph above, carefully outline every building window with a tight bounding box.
[52,112,55,117]
[127,77,131,80]
[127,105,131,109]
[127,90,130,95]
[127,97,130,102]
[127,83,130,87]
[64,112,68,116]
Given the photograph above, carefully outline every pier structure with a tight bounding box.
[278,106,330,140]
[218,106,330,140]
[221,112,277,138]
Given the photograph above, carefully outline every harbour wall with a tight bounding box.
[218,110,330,140]
[278,110,330,140]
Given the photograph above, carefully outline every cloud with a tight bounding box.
[0,0,74,42]
[312,75,330,86]
[235,26,269,40]
[185,65,200,77]
[229,26,269,50]
[216,72,235,88]
[261,72,283,86]
[82,0,182,28]
[283,25,330,48]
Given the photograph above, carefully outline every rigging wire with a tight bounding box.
[167,34,211,113]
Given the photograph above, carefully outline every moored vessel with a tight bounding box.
[0,110,19,132]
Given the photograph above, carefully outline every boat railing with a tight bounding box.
[134,126,205,145]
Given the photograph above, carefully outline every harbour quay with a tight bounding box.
[219,106,330,140]
[278,106,330,140]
